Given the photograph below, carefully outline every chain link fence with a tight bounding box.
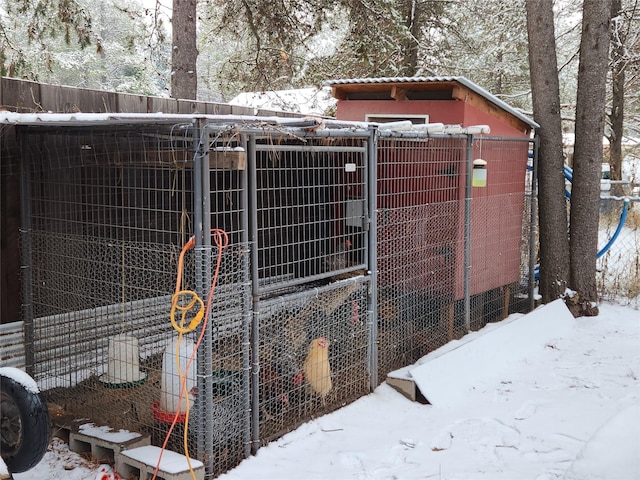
[597,196,640,305]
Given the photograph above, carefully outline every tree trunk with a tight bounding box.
[399,0,421,76]
[171,0,198,100]
[608,0,625,197]
[568,0,613,316]
[525,0,570,302]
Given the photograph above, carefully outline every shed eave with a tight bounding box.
[325,76,539,130]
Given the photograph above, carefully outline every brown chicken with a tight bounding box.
[259,361,289,419]
[302,337,332,403]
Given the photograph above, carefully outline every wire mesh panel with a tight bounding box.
[255,278,371,443]
[376,136,466,380]
[253,136,368,294]
[375,135,533,382]
[467,138,531,330]
[597,197,640,304]
[519,146,537,313]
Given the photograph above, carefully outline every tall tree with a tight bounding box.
[525,0,570,302]
[171,0,198,99]
[607,0,639,195]
[609,0,625,196]
[568,0,613,315]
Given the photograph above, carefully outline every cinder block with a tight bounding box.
[116,445,205,480]
[69,422,150,463]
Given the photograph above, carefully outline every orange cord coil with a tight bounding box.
[152,229,229,480]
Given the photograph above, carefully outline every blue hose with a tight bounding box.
[596,198,630,259]
[531,165,630,280]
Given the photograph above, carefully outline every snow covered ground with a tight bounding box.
[13,300,640,480]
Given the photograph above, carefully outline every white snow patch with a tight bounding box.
[564,400,640,479]
[120,446,203,473]
[401,299,575,408]
[0,367,40,394]
[77,423,142,443]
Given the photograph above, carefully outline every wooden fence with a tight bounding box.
[0,76,304,330]
[0,76,302,117]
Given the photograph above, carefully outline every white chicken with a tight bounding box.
[302,337,332,404]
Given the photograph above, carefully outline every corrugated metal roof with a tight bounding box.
[325,76,539,129]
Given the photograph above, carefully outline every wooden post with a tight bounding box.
[501,285,511,320]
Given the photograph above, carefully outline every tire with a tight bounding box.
[0,373,51,474]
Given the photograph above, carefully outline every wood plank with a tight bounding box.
[391,86,408,101]
[40,84,117,113]
[204,102,233,115]
[452,85,530,134]
[117,92,147,113]
[143,149,246,170]
[177,99,207,114]
[0,77,42,112]
[210,150,247,170]
[147,96,178,113]
[231,105,255,116]
[501,284,511,320]
[331,85,348,101]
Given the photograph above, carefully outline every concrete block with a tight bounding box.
[69,422,150,463]
[116,446,204,480]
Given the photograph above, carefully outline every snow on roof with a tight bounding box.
[325,76,539,129]
[229,87,336,116]
[0,111,374,135]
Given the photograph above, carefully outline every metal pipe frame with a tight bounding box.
[247,135,262,454]
[18,133,35,377]
[194,120,215,474]
[463,135,473,333]
[239,134,253,459]
[365,128,379,391]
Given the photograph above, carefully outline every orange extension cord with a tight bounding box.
[151,229,229,480]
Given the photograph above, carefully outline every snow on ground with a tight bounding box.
[13,301,640,480]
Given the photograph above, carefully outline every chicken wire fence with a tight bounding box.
[375,134,533,383]
[13,117,536,478]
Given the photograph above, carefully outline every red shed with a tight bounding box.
[329,77,537,308]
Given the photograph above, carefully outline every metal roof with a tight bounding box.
[325,76,539,129]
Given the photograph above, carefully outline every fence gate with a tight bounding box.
[241,130,376,449]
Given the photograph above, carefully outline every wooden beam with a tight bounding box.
[331,85,348,101]
[391,86,408,101]
[501,285,511,320]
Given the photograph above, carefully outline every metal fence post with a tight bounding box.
[464,135,473,332]
[366,128,379,390]
[239,133,253,459]
[194,119,215,473]
[19,137,35,377]
[246,134,261,455]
